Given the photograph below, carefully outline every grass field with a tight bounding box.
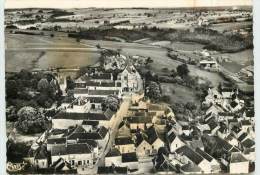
[161,83,199,104]
[5,33,100,72]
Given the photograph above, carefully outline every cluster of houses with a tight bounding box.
[99,80,255,174]
[24,56,145,173]
[19,50,254,174]
[99,100,175,173]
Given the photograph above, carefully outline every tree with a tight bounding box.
[6,80,18,98]
[102,95,120,111]
[66,76,75,92]
[145,57,153,65]
[6,106,18,122]
[185,102,197,111]
[145,81,161,101]
[37,78,50,92]
[177,63,189,78]
[96,44,101,49]
[15,106,48,134]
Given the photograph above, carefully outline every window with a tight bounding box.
[78,161,82,165]
[42,162,45,166]
[83,160,86,165]
[71,160,75,166]
[87,160,89,164]
[144,147,146,150]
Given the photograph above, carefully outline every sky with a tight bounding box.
[5,0,252,9]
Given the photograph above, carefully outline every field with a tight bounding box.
[209,21,252,33]
[5,33,100,72]
[81,39,226,86]
[161,83,199,104]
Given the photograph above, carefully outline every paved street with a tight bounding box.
[78,95,131,174]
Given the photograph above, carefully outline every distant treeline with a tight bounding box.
[68,27,253,53]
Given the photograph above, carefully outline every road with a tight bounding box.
[78,95,131,174]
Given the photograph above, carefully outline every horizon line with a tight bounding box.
[5,0,252,9]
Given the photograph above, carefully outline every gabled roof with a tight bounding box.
[127,116,152,124]
[208,120,218,130]
[97,166,128,174]
[168,132,177,143]
[196,148,214,162]
[35,145,48,160]
[237,133,248,142]
[230,152,248,163]
[232,126,242,134]
[67,127,108,141]
[73,125,86,133]
[189,140,204,150]
[47,137,66,145]
[51,143,92,156]
[135,132,148,147]
[242,138,255,148]
[146,126,160,144]
[53,111,113,121]
[122,152,138,163]
[115,137,134,145]
[215,137,233,151]
[82,120,99,127]
[241,120,251,126]
[155,154,177,172]
[106,148,121,157]
[176,145,204,165]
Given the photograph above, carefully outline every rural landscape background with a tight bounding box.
[5,4,255,174]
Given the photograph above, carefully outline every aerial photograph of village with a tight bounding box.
[5,1,254,174]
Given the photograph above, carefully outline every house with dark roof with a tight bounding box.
[240,120,252,133]
[232,126,244,138]
[207,119,220,135]
[67,126,108,151]
[50,158,76,173]
[114,137,135,154]
[175,145,213,174]
[196,148,221,173]
[73,88,121,98]
[127,116,153,131]
[121,152,139,170]
[50,143,94,168]
[167,131,186,153]
[241,138,255,151]
[117,121,131,138]
[52,109,116,129]
[145,125,164,154]
[225,133,239,147]
[135,132,153,157]
[105,148,122,167]
[229,152,249,174]
[155,154,177,172]
[97,166,128,174]
[82,120,99,132]
[237,132,248,143]
[243,108,255,123]
[26,145,49,169]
